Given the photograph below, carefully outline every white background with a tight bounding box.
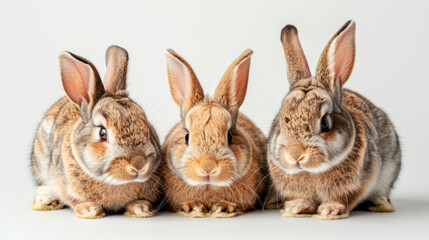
[1,0,428,239]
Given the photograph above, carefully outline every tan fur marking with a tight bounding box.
[91,142,107,160]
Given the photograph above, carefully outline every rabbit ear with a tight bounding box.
[315,20,356,100]
[104,45,129,94]
[165,49,204,118]
[59,52,105,122]
[281,25,311,85]
[214,49,252,124]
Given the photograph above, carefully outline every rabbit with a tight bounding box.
[161,49,267,218]
[30,46,162,218]
[266,20,401,220]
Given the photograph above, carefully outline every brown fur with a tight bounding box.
[162,50,267,217]
[267,21,401,219]
[281,25,312,83]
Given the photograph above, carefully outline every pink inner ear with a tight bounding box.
[232,57,250,106]
[60,53,91,106]
[166,54,190,107]
[334,29,355,85]
[103,57,114,93]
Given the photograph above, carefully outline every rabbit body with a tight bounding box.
[267,21,401,219]
[162,49,267,217]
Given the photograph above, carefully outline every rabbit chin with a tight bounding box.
[99,174,151,185]
[183,177,233,187]
[280,162,332,175]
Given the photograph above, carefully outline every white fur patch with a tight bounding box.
[34,185,59,205]
[102,175,150,185]
[184,178,234,187]
[41,119,54,135]
[366,156,396,200]
[269,132,292,173]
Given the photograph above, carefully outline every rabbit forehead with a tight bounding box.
[280,89,333,136]
[185,103,232,135]
[93,97,151,145]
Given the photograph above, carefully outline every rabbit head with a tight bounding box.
[59,46,160,185]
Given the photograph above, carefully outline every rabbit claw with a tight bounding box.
[209,201,241,218]
[177,200,208,218]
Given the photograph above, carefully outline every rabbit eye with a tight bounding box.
[227,131,233,145]
[185,133,189,145]
[99,128,107,141]
[321,115,330,132]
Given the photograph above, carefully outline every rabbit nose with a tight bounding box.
[287,141,306,162]
[125,165,138,176]
[198,157,217,175]
[127,155,151,176]
[138,161,151,176]
[129,155,145,170]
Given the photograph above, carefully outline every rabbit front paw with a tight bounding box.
[74,202,105,219]
[209,201,241,218]
[31,186,63,211]
[314,202,348,220]
[124,200,155,218]
[281,199,315,217]
[177,200,208,218]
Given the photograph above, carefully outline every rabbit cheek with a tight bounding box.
[303,151,326,169]
[183,159,203,182]
[170,145,187,171]
[321,130,336,142]
[107,158,137,181]
[278,145,302,170]
[175,145,187,160]
[90,142,108,159]
[216,161,234,182]
[229,146,249,176]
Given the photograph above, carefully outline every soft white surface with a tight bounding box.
[1,0,428,239]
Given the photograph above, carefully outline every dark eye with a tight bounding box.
[227,131,233,145]
[321,115,330,132]
[99,128,107,141]
[185,132,189,145]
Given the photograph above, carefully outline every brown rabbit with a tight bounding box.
[161,49,267,218]
[266,20,401,220]
[31,46,162,218]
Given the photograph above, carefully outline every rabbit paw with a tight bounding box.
[281,199,315,217]
[209,201,242,218]
[314,202,348,220]
[31,199,63,211]
[368,198,395,212]
[74,202,105,219]
[177,200,208,218]
[31,186,63,211]
[264,200,283,210]
[124,200,155,218]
